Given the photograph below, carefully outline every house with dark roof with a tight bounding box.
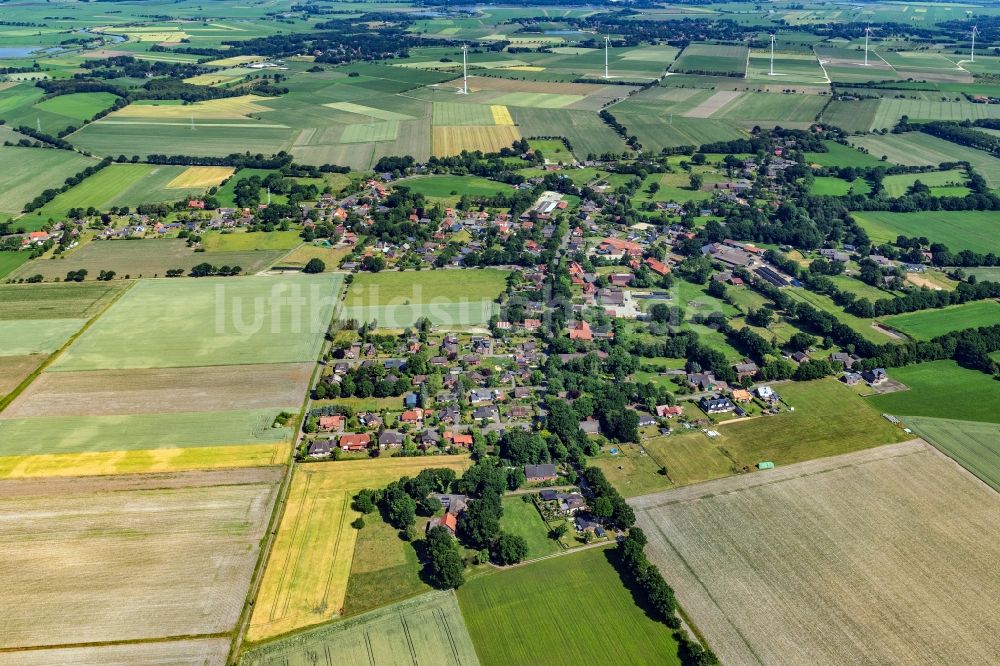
[472,405,500,422]
[308,438,336,457]
[524,464,558,482]
[861,368,888,385]
[699,396,735,414]
[378,430,404,448]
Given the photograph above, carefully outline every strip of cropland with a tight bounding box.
[241,591,479,666]
[630,441,1000,666]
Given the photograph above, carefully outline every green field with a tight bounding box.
[0,282,124,320]
[0,409,292,456]
[342,513,430,617]
[906,417,1000,492]
[511,107,627,160]
[672,43,748,76]
[241,591,479,666]
[870,98,1000,131]
[714,378,909,468]
[52,274,343,370]
[804,140,886,168]
[715,92,828,125]
[400,175,512,202]
[457,546,681,666]
[868,360,1000,424]
[500,496,561,559]
[882,301,1000,341]
[0,146,98,217]
[342,269,506,328]
[849,132,1000,190]
[851,210,1000,255]
[0,252,31,280]
[200,231,303,252]
[809,176,870,196]
[12,239,286,281]
[33,92,119,121]
[786,288,892,344]
[31,163,217,218]
[0,318,86,355]
[881,169,969,198]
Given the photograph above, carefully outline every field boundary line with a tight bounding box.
[0,280,135,414]
[0,631,233,655]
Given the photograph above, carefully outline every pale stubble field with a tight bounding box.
[0,468,281,651]
[631,440,1000,666]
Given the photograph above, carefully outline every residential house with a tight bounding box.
[427,511,458,536]
[699,396,735,414]
[318,415,344,431]
[525,464,558,483]
[655,405,683,418]
[400,408,424,424]
[842,372,863,386]
[339,433,371,452]
[431,493,468,515]
[687,371,717,392]
[472,405,500,421]
[568,319,593,341]
[790,351,809,364]
[378,430,404,449]
[308,438,336,457]
[731,389,753,403]
[830,352,861,369]
[861,368,888,385]
[733,360,759,380]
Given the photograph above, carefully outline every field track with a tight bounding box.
[631,440,1000,666]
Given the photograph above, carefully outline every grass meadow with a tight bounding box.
[803,140,886,168]
[881,168,969,198]
[868,360,1000,423]
[243,592,479,666]
[632,441,1000,666]
[0,318,86,355]
[850,132,1000,189]
[672,43,748,76]
[500,495,561,559]
[457,546,682,666]
[851,210,1000,254]
[882,301,1000,340]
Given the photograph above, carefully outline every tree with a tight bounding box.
[385,491,416,529]
[689,173,703,190]
[458,493,502,549]
[303,257,326,273]
[491,531,528,565]
[353,489,377,514]
[549,522,568,540]
[425,526,465,589]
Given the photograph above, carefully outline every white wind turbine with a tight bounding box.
[864,24,872,66]
[604,35,610,79]
[460,44,468,94]
[769,33,776,76]
[971,24,979,63]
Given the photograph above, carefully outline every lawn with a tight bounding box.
[882,301,1000,340]
[786,287,893,343]
[500,495,561,559]
[457,546,682,666]
[906,416,1000,492]
[51,274,343,370]
[715,378,909,468]
[867,360,1000,424]
[591,444,673,499]
[242,591,479,666]
[644,431,737,487]
[851,210,1000,255]
[631,441,1000,665]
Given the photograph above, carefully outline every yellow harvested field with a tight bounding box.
[433,125,521,156]
[120,31,189,42]
[502,65,545,71]
[491,104,515,125]
[113,95,274,120]
[0,443,290,479]
[249,470,357,641]
[183,72,243,86]
[205,55,267,67]
[167,166,235,189]
[248,456,471,641]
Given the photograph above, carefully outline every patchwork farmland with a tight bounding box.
[631,441,1000,666]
